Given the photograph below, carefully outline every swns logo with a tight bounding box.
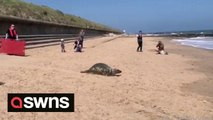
[8,93,74,112]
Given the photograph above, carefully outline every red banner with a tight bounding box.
[0,39,25,56]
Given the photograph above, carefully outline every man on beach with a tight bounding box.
[5,24,19,40]
[136,31,143,52]
[156,41,164,52]
[79,29,85,48]
[156,41,168,55]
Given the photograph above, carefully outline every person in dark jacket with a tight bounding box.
[74,40,78,50]
[137,31,143,52]
[5,24,18,40]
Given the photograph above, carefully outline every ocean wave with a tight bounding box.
[172,37,213,50]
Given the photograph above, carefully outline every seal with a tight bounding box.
[81,63,122,76]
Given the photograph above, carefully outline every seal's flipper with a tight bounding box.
[80,70,89,73]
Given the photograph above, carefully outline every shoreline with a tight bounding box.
[171,37,213,51]
[150,37,213,101]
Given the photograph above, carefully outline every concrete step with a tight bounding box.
[26,39,74,49]
[25,36,99,49]
[26,37,78,45]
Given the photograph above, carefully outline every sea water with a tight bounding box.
[173,37,213,50]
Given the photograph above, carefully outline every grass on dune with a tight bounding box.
[0,0,119,32]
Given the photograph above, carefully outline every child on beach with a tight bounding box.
[60,39,66,53]
[74,40,78,50]
[74,40,82,52]
[76,44,82,52]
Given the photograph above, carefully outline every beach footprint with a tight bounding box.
[0,82,5,86]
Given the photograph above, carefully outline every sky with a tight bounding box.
[24,0,213,33]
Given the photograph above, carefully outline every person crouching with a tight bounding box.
[5,24,19,40]
[156,41,168,55]
[74,40,82,52]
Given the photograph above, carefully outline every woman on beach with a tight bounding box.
[5,24,18,40]
[79,29,85,48]
[137,31,143,52]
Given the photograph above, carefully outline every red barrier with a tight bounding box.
[0,39,25,56]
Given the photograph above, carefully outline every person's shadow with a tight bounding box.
[147,49,159,54]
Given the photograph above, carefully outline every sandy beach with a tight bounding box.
[0,36,212,120]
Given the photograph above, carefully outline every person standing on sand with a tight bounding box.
[60,39,66,53]
[5,24,18,40]
[79,29,85,48]
[136,31,143,52]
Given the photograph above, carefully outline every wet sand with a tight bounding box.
[0,36,212,120]
[157,37,213,100]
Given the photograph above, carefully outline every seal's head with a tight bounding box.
[113,68,122,74]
